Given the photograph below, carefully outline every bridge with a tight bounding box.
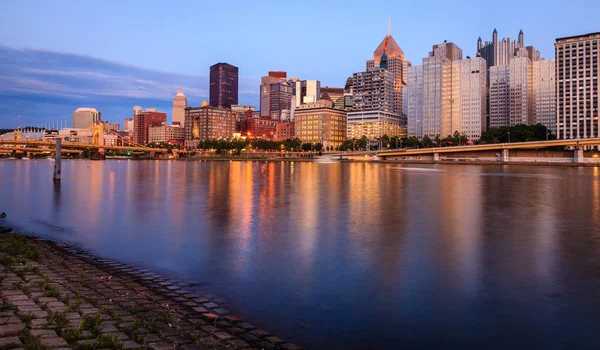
[376,138,600,164]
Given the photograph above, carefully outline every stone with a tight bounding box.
[213,332,234,341]
[191,306,207,313]
[265,336,285,344]
[121,340,143,349]
[198,337,221,347]
[202,302,218,309]
[180,344,205,350]
[201,313,219,321]
[29,329,58,338]
[213,308,229,315]
[200,325,218,333]
[236,323,256,331]
[226,339,251,349]
[141,334,161,343]
[40,337,70,348]
[0,323,25,336]
[249,329,270,338]
[166,335,191,346]
[148,342,174,350]
[279,343,302,350]
[0,336,22,348]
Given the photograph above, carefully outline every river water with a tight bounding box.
[1,159,600,349]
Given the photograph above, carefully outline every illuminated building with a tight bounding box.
[347,110,405,139]
[295,100,347,148]
[238,117,278,139]
[148,125,185,144]
[533,59,556,134]
[210,62,238,108]
[184,102,237,148]
[477,28,525,68]
[275,121,295,140]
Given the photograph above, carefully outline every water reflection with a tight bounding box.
[1,160,600,349]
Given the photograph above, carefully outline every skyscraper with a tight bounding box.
[172,88,188,127]
[408,42,487,140]
[477,29,525,68]
[366,19,409,115]
[295,80,321,105]
[269,80,294,120]
[489,65,510,128]
[184,103,237,148]
[260,71,287,117]
[72,108,101,129]
[533,59,556,134]
[133,110,167,145]
[209,63,238,108]
[555,32,600,139]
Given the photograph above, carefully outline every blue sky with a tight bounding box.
[0,0,598,128]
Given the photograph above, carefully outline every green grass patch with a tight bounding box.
[78,313,102,336]
[0,234,39,261]
[46,310,69,333]
[21,329,43,350]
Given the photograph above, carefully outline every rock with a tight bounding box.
[0,212,6,218]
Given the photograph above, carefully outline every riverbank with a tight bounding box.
[0,227,301,350]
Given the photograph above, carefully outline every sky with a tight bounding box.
[0,0,598,128]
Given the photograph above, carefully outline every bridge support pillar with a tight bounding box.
[53,139,61,181]
[432,153,440,162]
[501,149,510,163]
[574,148,584,163]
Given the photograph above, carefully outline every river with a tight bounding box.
[1,159,600,349]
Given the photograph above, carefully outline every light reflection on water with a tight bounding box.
[1,160,600,349]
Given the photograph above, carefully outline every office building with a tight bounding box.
[347,110,405,139]
[124,118,133,133]
[489,65,510,127]
[533,59,556,134]
[210,63,238,108]
[295,80,321,105]
[72,108,101,129]
[101,121,120,132]
[172,88,188,126]
[184,102,237,148]
[295,100,347,149]
[555,32,599,139]
[133,110,167,145]
[407,42,487,140]
[477,29,525,68]
[238,117,278,139]
[148,125,185,144]
[269,80,294,121]
[352,68,395,112]
[275,121,295,141]
[260,71,287,117]
[366,21,409,115]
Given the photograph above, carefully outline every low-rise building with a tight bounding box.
[294,100,347,149]
[238,117,278,139]
[148,125,185,144]
[275,122,295,140]
[347,110,404,139]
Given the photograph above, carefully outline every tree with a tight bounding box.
[422,135,433,148]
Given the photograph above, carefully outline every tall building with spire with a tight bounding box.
[477,28,525,68]
[366,18,409,116]
[172,88,188,127]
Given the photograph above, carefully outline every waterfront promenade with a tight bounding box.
[0,228,300,350]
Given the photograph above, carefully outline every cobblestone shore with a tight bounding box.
[0,229,301,350]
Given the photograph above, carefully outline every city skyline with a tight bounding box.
[1,0,599,127]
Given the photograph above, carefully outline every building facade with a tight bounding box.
[184,104,237,148]
[275,121,295,141]
[72,108,101,129]
[408,43,487,140]
[555,32,599,139]
[489,65,510,128]
[269,80,293,121]
[209,63,238,108]
[172,88,188,127]
[295,100,347,149]
[352,68,395,112]
[366,29,409,115]
[238,117,278,139]
[533,59,557,134]
[477,29,525,68]
[148,125,185,144]
[260,71,287,117]
[295,80,321,105]
[133,111,167,145]
[123,118,133,133]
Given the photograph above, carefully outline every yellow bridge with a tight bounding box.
[0,139,167,153]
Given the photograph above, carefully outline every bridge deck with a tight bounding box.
[377,138,600,157]
[0,139,167,153]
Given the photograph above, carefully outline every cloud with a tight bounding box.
[0,45,259,127]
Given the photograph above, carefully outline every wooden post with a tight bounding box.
[53,139,61,181]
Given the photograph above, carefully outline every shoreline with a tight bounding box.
[0,225,301,350]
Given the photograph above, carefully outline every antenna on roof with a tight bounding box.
[388,16,390,36]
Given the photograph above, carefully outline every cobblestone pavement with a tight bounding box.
[0,231,301,350]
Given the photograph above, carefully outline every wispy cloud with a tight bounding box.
[0,45,259,127]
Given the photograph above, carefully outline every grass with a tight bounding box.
[21,329,43,350]
[100,306,123,323]
[19,312,35,325]
[59,258,67,268]
[0,234,39,262]
[78,313,102,336]
[160,311,172,323]
[38,276,61,298]
[46,310,69,333]
[74,292,97,307]
[129,303,148,315]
